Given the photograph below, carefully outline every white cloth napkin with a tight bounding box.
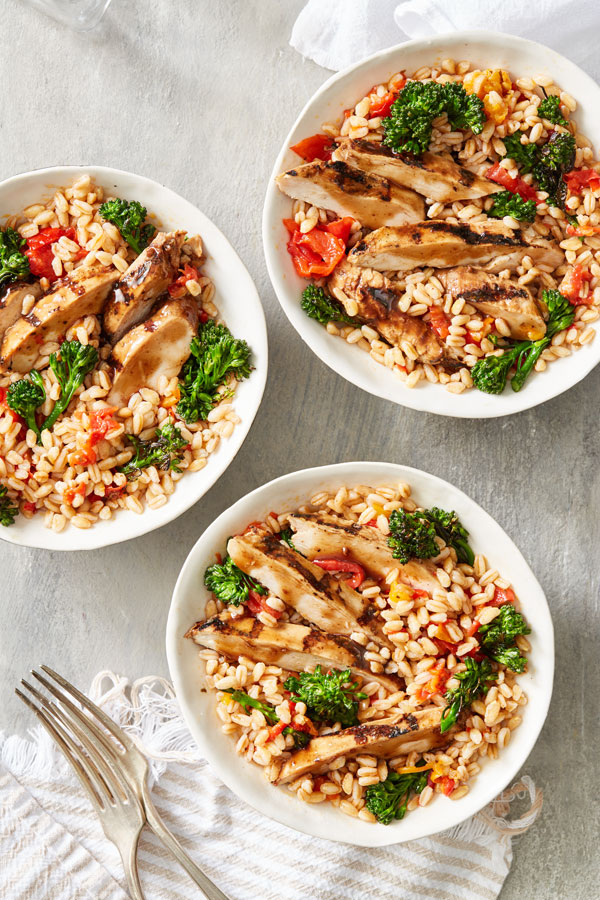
[290,0,600,78]
[0,673,542,900]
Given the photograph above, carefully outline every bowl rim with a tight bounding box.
[0,164,268,551]
[262,29,600,418]
[166,460,554,846]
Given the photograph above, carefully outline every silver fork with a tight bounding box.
[17,666,230,900]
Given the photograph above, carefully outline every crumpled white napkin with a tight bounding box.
[290,0,600,77]
[0,673,543,900]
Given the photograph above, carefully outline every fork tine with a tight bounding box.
[16,686,107,812]
[40,664,138,753]
[21,677,138,807]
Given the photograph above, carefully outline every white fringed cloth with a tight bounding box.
[0,673,542,900]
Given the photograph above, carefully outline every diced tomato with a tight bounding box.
[433,637,458,656]
[269,510,279,519]
[168,264,199,299]
[312,557,365,589]
[566,222,600,238]
[266,721,287,742]
[491,586,516,607]
[561,263,594,306]
[63,482,86,505]
[25,226,82,282]
[292,717,318,737]
[23,501,37,514]
[89,407,119,445]
[439,775,456,797]
[415,660,450,702]
[485,163,539,203]
[324,216,355,245]
[243,520,265,534]
[368,90,398,119]
[289,133,334,162]
[428,306,451,340]
[467,619,482,637]
[199,310,209,324]
[69,443,97,466]
[105,484,124,498]
[564,169,600,194]
[285,221,346,278]
[365,518,378,527]
[246,589,282,620]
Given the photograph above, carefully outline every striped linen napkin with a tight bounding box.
[0,673,542,900]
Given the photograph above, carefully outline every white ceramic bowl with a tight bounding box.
[167,462,553,846]
[263,31,600,418]
[0,165,267,551]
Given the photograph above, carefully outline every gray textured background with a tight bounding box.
[1,1,598,896]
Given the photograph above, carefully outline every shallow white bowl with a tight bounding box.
[263,31,600,418]
[167,462,553,846]
[0,165,267,551]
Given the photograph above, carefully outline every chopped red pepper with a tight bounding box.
[284,220,346,278]
[467,619,482,637]
[561,264,594,306]
[168,264,199,299]
[23,501,37,514]
[324,216,355,245]
[289,133,335,162]
[266,720,287,742]
[485,163,539,203]
[566,223,600,238]
[439,775,456,797]
[63,482,86,505]
[428,306,451,340]
[415,659,450,702]
[368,90,398,119]
[491,586,516,607]
[312,557,365,589]
[563,168,600,194]
[199,310,209,324]
[89,407,119,444]
[246,589,282,620]
[25,226,82,282]
[292,718,318,737]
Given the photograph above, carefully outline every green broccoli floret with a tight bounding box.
[0,227,30,288]
[177,319,252,424]
[479,603,531,673]
[224,690,311,749]
[532,132,575,201]
[383,81,485,156]
[98,198,156,255]
[502,132,540,174]
[300,283,359,325]
[204,553,266,606]
[0,485,18,526]
[440,658,496,733]
[387,509,438,564]
[424,507,474,566]
[488,190,536,222]
[41,341,98,433]
[472,289,575,394]
[365,765,429,824]
[279,527,296,550]
[537,95,567,126]
[284,666,367,728]
[6,371,45,439]
[119,422,187,480]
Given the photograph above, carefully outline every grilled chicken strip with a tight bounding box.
[186,615,402,692]
[103,230,186,344]
[227,532,391,648]
[0,281,42,341]
[108,296,198,406]
[276,708,445,784]
[335,139,503,203]
[288,512,442,594]
[0,267,119,373]
[329,260,452,366]
[348,221,563,273]
[276,160,424,229]
[440,267,547,340]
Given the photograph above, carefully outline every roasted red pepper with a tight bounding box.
[25,226,82,282]
[485,163,539,203]
[289,133,335,162]
[246,589,282,620]
[429,306,451,340]
[324,216,355,244]
[563,168,600,194]
[168,264,199,298]
[561,263,594,306]
[284,220,346,278]
[312,557,365,589]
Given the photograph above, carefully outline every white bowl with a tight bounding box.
[166,462,553,846]
[0,165,267,551]
[263,31,600,418]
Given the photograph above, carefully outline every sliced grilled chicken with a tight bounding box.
[276,708,445,784]
[348,221,563,273]
[108,296,198,406]
[329,260,453,366]
[186,615,402,692]
[227,532,391,648]
[288,512,442,594]
[440,267,547,340]
[103,230,186,344]
[0,281,42,341]
[275,160,424,229]
[0,267,119,373]
[335,139,503,203]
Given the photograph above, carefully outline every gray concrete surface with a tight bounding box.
[1,1,598,896]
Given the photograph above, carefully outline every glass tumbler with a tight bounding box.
[24,0,113,31]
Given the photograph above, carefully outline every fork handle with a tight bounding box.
[119,829,145,900]
[142,788,230,900]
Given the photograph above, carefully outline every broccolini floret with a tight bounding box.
[479,603,531,673]
[532,132,576,200]
[425,507,474,566]
[383,81,485,156]
[224,690,311,749]
[6,371,46,439]
[99,198,156,255]
[0,227,30,289]
[502,132,540,174]
[387,506,474,565]
[43,341,98,433]
[488,190,536,222]
[537,95,567,126]
[0,485,18,527]
[300,283,359,325]
[440,658,496,733]
[284,666,367,728]
[177,319,252,424]
[119,422,187,480]
[204,553,266,606]
[365,765,429,824]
